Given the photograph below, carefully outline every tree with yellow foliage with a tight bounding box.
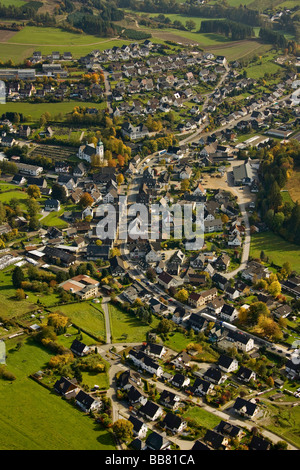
[47,312,68,335]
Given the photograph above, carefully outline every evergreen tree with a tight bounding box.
[12,266,24,289]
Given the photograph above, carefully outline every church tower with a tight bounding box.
[96,139,104,163]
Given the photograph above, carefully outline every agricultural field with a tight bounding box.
[1,101,106,122]
[108,302,159,343]
[243,53,282,79]
[0,336,115,450]
[0,26,134,63]
[130,12,232,47]
[250,231,300,273]
[208,42,272,62]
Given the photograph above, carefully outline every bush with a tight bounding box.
[0,365,16,381]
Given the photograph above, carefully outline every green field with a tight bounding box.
[0,336,115,450]
[1,101,106,121]
[225,0,255,5]
[0,26,134,63]
[0,188,29,208]
[0,266,38,318]
[244,54,282,79]
[209,42,272,62]
[50,302,106,342]
[163,331,192,352]
[183,405,221,430]
[0,0,25,5]
[281,190,295,206]
[41,207,68,229]
[109,302,159,343]
[250,231,300,273]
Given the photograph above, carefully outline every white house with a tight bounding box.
[227,330,254,353]
[78,140,104,164]
[219,304,238,322]
[44,199,60,212]
[139,401,163,421]
[233,397,259,419]
[128,349,163,377]
[128,416,148,439]
[218,355,239,373]
[228,234,242,247]
[75,390,102,412]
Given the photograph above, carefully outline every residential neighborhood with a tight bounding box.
[0,4,300,454]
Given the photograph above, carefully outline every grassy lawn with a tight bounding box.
[81,367,110,390]
[164,331,219,362]
[250,232,300,273]
[281,190,295,206]
[109,302,159,343]
[0,182,19,191]
[50,302,106,343]
[0,336,115,450]
[163,331,192,352]
[41,207,68,229]
[183,405,221,429]
[0,188,29,209]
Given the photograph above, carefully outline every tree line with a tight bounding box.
[256,140,300,246]
[259,27,287,49]
[200,19,254,41]
[117,0,262,27]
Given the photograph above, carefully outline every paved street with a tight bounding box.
[97,343,298,450]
